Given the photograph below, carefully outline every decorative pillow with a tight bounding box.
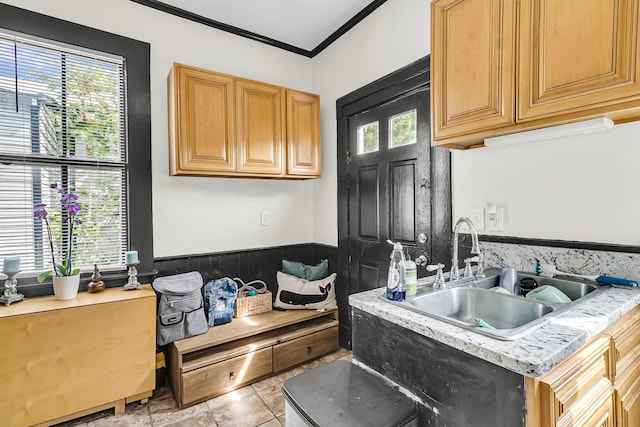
[274,271,337,310]
[282,259,329,281]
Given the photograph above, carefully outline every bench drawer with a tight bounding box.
[273,326,338,372]
[182,347,272,405]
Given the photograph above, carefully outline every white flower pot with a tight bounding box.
[53,275,80,300]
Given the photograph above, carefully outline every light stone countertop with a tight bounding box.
[349,275,640,377]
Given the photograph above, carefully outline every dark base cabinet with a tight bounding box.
[352,308,526,427]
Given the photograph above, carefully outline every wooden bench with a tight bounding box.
[166,309,338,408]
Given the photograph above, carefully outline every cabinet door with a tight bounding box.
[169,64,236,175]
[614,351,640,427]
[236,79,284,175]
[526,335,614,426]
[518,0,640,121]
[607,305,640,426]
[431,0,516,143]
[555,378,615,427]
[286,90,321,177]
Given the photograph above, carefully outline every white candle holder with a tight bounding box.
[123,262,142,291]
[0,271,24,306]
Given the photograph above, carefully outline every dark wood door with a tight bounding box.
[336,56,451,348]
[348,90,431,292]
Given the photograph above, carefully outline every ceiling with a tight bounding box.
[132,0,387,57]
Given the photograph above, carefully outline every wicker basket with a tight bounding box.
[233,278,272,318]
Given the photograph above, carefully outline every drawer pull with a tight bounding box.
[229,371,235,380]
[307,346,312,354]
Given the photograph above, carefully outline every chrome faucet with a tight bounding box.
[450,217,481,282]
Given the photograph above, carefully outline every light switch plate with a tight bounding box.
[260,211,270,226]
[460,208,485,231]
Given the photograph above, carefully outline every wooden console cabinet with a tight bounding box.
[167,309,338,408]
[0,285,156,427]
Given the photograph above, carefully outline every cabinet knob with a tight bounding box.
[307,346,312,354]
[229,371,235,380]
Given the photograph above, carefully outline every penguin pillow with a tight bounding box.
[274,271,337,310]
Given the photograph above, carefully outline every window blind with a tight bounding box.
[0,30,128,274]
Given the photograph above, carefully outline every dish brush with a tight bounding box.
[535,261,638,287]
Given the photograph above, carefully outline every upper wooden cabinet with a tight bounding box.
[235,78,284,175]
[431,0,517,141]
[168,63,321,178]
[286,90,321,177]
[168,64,236,174]
[431,0,640,148]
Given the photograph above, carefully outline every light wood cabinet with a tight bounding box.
[607,305,640,426]
[526,305,640,427]
[430,0,517,142]
[168,64,236,175]
[286,90,321,177]
[431,0,640,149]
[167,309,338,408]
[0,286,156,427]
[519,0,640,122]
[525,335,615,427]
[236,78,284,175]
[168,63,321,178]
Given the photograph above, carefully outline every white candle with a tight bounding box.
[125,251,139,265]
[3,257,20,274]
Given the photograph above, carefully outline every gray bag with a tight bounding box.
[152,271,209,345]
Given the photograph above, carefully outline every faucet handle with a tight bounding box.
[426,263,444,272]
[463,256,479,278]
[426,263,446,289]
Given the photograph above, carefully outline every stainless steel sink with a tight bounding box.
[401,287,555,340]
[516,272,599,300]
[383,269,604,340]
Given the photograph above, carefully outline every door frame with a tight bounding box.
[336,55,452,348]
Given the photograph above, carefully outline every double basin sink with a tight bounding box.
[384,269,603,340]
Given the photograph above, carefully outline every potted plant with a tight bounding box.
[33,183,83,300]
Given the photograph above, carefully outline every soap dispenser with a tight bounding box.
[386,240,406,301]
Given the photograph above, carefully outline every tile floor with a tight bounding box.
[57,348,352,427]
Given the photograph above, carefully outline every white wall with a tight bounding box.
[4,0,316,257]
[311,0,431,245]
[452,121,640,246]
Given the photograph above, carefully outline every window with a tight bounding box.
[389,109,416,148]
[0,30,127,274]
[0,3,151,295]
[357,121,379,154]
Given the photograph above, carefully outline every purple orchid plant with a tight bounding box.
[33,183,83,282]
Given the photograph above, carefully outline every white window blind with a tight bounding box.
[0,30,128,274]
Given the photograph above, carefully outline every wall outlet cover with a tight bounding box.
[486,207,504,232]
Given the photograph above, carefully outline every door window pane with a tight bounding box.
[357,121,379,154]
[389,109,417,148]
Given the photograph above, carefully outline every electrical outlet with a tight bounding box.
[460,208,485,231]
[486,207,504,232]
[260,211,270,226]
